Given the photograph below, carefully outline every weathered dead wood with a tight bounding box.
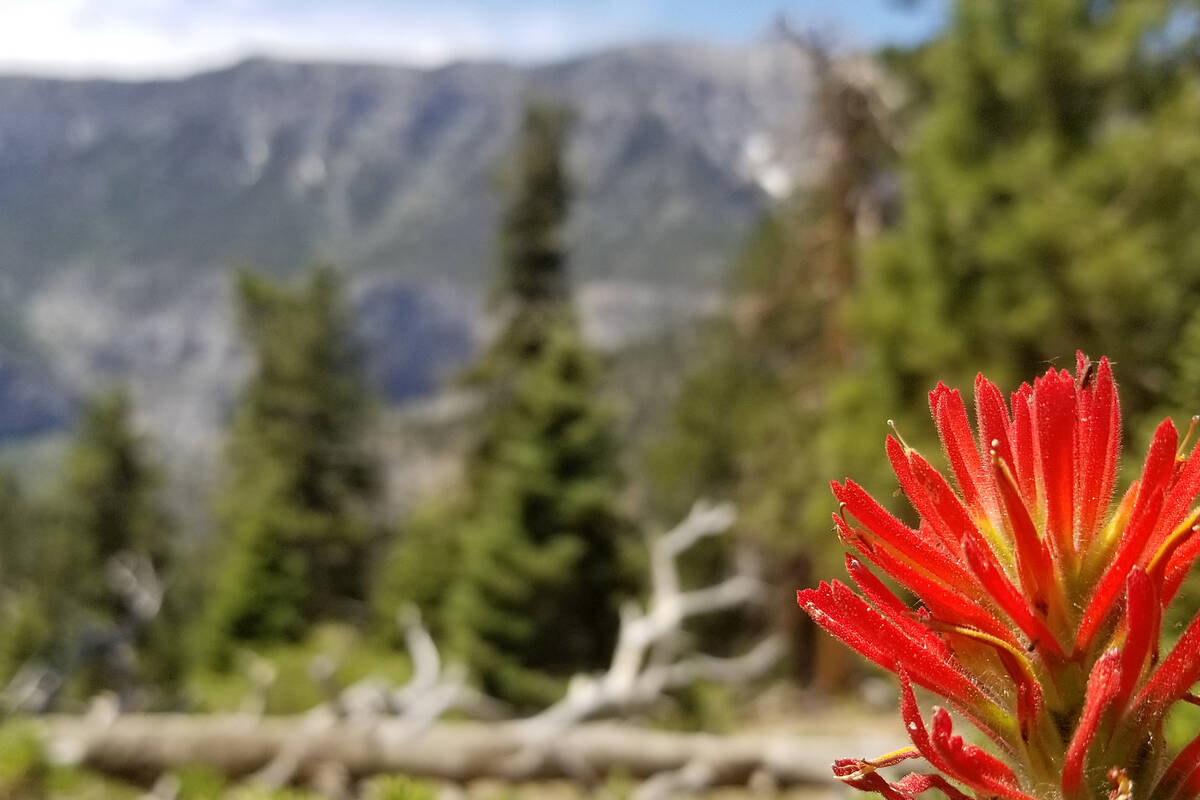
[39,714,905,789]
[32,502,841,797]
[520,502,784,737]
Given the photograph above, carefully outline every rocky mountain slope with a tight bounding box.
[0,39,815,446]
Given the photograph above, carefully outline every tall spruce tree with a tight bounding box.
[0,470,35,594]
[649,43,894,686]
[51,391,169,608]
[444,102,635,706]
[0,469,50,682]
[46,390,179,696]
[796,0,1200,672]
[835,0,1200,462]
[203,267,377,664]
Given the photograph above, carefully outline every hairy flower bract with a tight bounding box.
[798,353,1200,800]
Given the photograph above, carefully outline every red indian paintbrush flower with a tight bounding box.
[799,353,1200,800]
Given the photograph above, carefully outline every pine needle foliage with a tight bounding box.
[46,390,178,695]
[443,102,636,706]
[841,0,1200,454]
[203,267,377,665]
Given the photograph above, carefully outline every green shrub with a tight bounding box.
[188,624,411,714]
[361,775,438,800]
[0,723,45,800]
[174,764,227,800]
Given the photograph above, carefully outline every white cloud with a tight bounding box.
[0,0,653,78]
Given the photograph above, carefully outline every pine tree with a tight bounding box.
[203,267,377,665]
[0,469,35,590]
[648,41,895,685]
[794,2,1200,672]
[1171,308,1200,417]
[838,0,1200,459]
[0,470,50,682]
[45,390,179,696]
[49,391,168,622]
[373,498,462,643]
[442,102,635,706]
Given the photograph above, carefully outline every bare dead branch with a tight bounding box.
[520,502,777,737]
[43,501,800,795]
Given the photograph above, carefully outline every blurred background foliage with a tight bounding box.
[5,0,1200,794]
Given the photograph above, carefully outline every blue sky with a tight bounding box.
[0,1,947,78]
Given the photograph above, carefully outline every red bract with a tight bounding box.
[798,353,1200,800]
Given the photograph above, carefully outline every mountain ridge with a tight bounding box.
[0,39,815,445]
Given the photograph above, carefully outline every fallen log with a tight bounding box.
[30,505,911,797]
[38,714,907,790]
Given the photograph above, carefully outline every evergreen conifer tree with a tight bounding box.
[0,470,35,591]
[52,392,168,599]
[837,0,1200,459]
[0,470,49,682]
[649,42,894,685]
[203,267,377,665]
[44,390,179,696]
[443,102,635,706]
[373,498,462,642]
[794,1,1200,665]
[1170,308,1200,418]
